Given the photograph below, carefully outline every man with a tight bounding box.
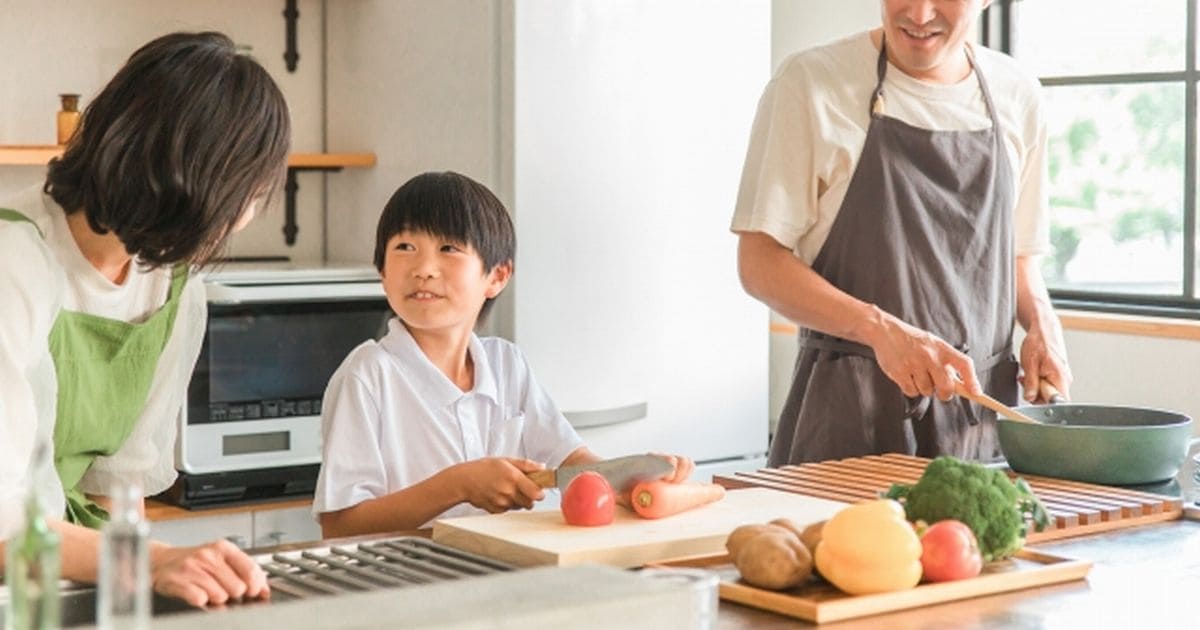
[732,0,1071,465]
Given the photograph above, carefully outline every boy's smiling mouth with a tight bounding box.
[408,290,443,300]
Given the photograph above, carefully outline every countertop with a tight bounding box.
[17,450,1200,628]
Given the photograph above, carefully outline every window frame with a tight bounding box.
[993,0,1200,320]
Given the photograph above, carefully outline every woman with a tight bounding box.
[0,31,290,606]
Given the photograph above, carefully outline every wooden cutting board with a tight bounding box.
[431,487,848,568]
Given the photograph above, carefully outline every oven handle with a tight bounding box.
[564,402,648,429]
[205,282,385,304]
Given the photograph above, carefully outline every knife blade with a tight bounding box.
[527,454,674,493]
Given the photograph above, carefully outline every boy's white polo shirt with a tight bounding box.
[313,318,585,525]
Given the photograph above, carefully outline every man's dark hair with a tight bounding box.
[44,31,291,268]
[374,171,515,319]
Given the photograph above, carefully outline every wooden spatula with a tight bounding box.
[954,381,1041,424]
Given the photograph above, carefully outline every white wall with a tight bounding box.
[0,0,327,262]
[1061,328,1200,423]
[772,0,879,71]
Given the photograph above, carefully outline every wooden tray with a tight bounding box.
[715,453,1183,542]
[652,548,1092,624]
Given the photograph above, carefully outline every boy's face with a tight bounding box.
[379,230,511,335]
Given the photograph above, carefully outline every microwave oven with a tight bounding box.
[176,263,392,477]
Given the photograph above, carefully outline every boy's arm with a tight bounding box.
[319,466,468,538]
[319,457,548,538]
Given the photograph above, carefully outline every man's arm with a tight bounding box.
[736,231,980,401]
[1015,255,1071,401]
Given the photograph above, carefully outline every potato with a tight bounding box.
[768,518,805,540]
[734,531,813,590]
[725,524,778,558]
[799,520,825,557]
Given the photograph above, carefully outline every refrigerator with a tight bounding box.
[501,0,771,481]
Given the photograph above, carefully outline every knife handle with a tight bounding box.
[526,469,555,488]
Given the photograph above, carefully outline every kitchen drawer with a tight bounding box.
[149,511,253,549]
[252,505,320,548]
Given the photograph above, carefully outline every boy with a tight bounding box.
[314,171,693,536]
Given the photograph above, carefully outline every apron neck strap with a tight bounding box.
[872,38,1003,132]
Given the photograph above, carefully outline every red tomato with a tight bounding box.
[561,471,616,527]
[920,520,983,582]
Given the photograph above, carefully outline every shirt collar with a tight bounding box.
[379,318,499,408]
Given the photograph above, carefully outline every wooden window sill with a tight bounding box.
[768,311,1200,342]
[1056,309,1200,341]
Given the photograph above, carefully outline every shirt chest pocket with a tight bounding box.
[485,411,527,458]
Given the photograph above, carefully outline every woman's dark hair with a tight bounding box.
[44,31,291,268]
[374,171,515,319]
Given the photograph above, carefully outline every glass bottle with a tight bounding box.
[96,482,150,630]
[4,441,62,630]
[56,94,80,145]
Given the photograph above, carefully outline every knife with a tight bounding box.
[526,454,674,493]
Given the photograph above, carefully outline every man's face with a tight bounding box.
[881,0,990,83]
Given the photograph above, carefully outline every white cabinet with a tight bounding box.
[150,512,253,549]
[251,505,321,548]
[148,502,321,550]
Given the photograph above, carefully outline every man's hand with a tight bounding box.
[1019,325,1072,402]
[862,310,979,401]
[456,457,547,513]
[149,539,269,608]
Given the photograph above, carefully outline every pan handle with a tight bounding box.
[1038,380,1068,405]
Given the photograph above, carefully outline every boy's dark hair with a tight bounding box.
[374,171,515,319]
[44,31,291,268]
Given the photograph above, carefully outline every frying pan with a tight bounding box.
[997,387,1196,485]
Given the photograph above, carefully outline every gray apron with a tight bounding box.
[769,41,1019,466]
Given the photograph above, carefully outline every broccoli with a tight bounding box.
[883,456,1050,562]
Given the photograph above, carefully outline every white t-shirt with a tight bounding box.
[313,319,585,526]
[731,31,1051,264]
[0,185,204,539]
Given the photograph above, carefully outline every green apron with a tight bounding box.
[0,207,187,528]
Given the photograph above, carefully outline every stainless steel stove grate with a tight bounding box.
[260,536,514,600]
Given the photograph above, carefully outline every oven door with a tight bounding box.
[179,298,392,473]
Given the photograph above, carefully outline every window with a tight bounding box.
[995,0,1200,317]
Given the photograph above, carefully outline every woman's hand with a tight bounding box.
[455,457,547,513]
[149,539,269,607]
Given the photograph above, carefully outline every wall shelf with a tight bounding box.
[0,145,376,169]
[1,145,376,247]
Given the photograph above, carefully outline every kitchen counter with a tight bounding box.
[12,454,1197,628]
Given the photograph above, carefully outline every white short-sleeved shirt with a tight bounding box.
[731,31,1051,264]
[313,319,585,526]
[0,185,205,539]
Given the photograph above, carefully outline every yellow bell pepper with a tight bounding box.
[814,499,922,595]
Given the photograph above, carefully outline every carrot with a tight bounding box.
[630,481,726,519]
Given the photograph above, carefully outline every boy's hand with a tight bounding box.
[149,539,270,607]
[653,452,695,483]
[458,457,547,513]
